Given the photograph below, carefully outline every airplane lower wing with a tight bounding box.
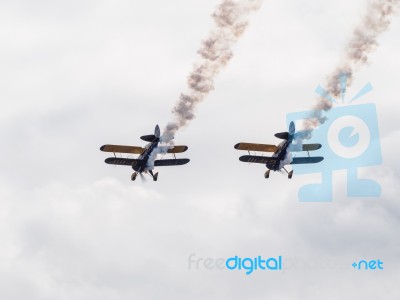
[105,157,142,166]
[105,157,189,167]
[100,145,144,154]
[239,155,277,164]
[291,157,324,164]
[154,159,190,166]
[235,143,277,152]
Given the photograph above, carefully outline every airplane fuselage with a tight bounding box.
[132,138,160,173]
[267,138,292,171]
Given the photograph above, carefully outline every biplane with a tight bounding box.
[100,125,189,181]
[234,121,324,179]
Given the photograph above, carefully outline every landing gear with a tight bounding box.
[264,170,270,179]
[149,170,159,181]
[131,172,137,181]
[283,167,293,179]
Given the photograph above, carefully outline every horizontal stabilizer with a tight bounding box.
[100,144,144,154]
[105,157,143,166]
[274,132,289,140]
[154,158,190,167]
[291,157,324,164]
[140,134,157,142]
[234,143,277,152]
[239,155,277,164]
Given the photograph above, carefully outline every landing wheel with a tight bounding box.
[131,172,137,181]
[264,170,270,179]
[149,170,158,182]
[288,170,293,179]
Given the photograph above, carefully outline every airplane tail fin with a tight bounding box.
[289,121,295,135]
[154,124,161,138]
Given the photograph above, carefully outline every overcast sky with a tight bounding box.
[1,0,400,299]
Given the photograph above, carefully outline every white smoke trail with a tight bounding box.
[303,0,400,133]
[161,0,263,143]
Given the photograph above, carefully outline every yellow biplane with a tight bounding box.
[235,122,323,179]
[100,125,189,181]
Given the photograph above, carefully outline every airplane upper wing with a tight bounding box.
[157,145,188,154]
[302,143,322,151]
[239,155,277,164]
[289,143,322,152]
[104,157,143,166]
[291,157,324,164]
[100,144,145,154]
[154,158,190,166]
[234,143,277,152]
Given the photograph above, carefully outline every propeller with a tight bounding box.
[139,173,147,182]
